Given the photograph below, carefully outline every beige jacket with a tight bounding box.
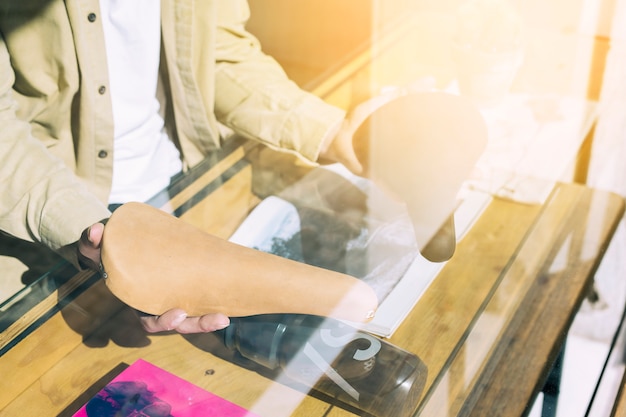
[0,0,344,253]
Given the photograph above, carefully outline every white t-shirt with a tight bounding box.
[100,0,182,204]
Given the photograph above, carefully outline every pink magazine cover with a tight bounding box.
[73,359,259,417]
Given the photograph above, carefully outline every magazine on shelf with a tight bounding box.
[72,359,258,417]
[229,165,491,337]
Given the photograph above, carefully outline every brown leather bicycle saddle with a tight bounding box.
[101,202,378,323]
[353,92,487,262]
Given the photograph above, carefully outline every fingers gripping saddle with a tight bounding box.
[101,202,378,322]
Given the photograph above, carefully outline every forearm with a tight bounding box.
[0,117,110,251]
[0,41,110,256]
[212,0,346,162]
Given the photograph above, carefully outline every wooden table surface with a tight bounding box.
[0,139,623,417]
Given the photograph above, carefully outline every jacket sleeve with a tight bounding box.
[0,36,110,256]
[211,0,346,163]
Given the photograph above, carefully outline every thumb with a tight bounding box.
[78,222,105,269]
[325,121,363,175]
[86,222,105,248]
[338,139,363,175]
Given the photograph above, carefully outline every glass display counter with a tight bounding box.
[1,3,623,416]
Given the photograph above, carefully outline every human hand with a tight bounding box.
[78,222,230,334]
[318,118,363,174]
[318,93,402,175]
[319,78,436,175]
[139,308,230,334]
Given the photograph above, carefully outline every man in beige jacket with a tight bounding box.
[0,1,360,332]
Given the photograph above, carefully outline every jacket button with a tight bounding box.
[98,150,108,158]
[88,13,97,22]
[98,85,106,95]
